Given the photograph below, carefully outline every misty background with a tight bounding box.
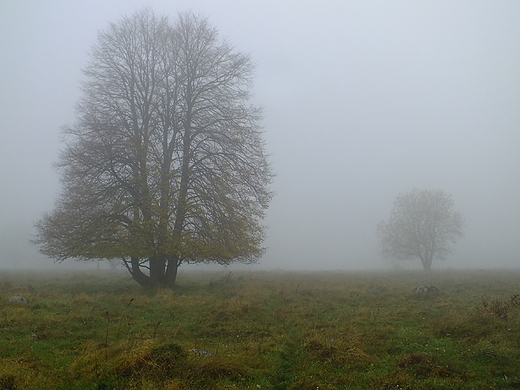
[1,0,519,271]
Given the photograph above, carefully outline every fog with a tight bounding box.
[1,0,519,271]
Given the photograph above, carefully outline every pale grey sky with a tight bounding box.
[1,0,519,270]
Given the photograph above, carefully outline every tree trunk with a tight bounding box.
[165,257,179,288]
[422,256,432,272]
[123,255,178,289]
[128,256,153,288]
[149,256,167,288]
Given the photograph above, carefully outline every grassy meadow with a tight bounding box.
[1,268,520,389]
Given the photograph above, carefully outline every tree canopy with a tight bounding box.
[35,9,273,287]
[376,189,464,271]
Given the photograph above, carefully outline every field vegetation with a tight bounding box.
[1,268,520,389]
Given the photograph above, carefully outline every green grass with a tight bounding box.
[1,268,520,389]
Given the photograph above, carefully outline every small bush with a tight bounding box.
[481,294,520,320]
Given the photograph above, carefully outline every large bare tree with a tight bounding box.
[35,9,273,288]
[376,189,464,271]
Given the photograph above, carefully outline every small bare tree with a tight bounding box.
[35,9,273,288]
[376,189,464,271]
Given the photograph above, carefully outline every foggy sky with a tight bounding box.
[1,0,519,271]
